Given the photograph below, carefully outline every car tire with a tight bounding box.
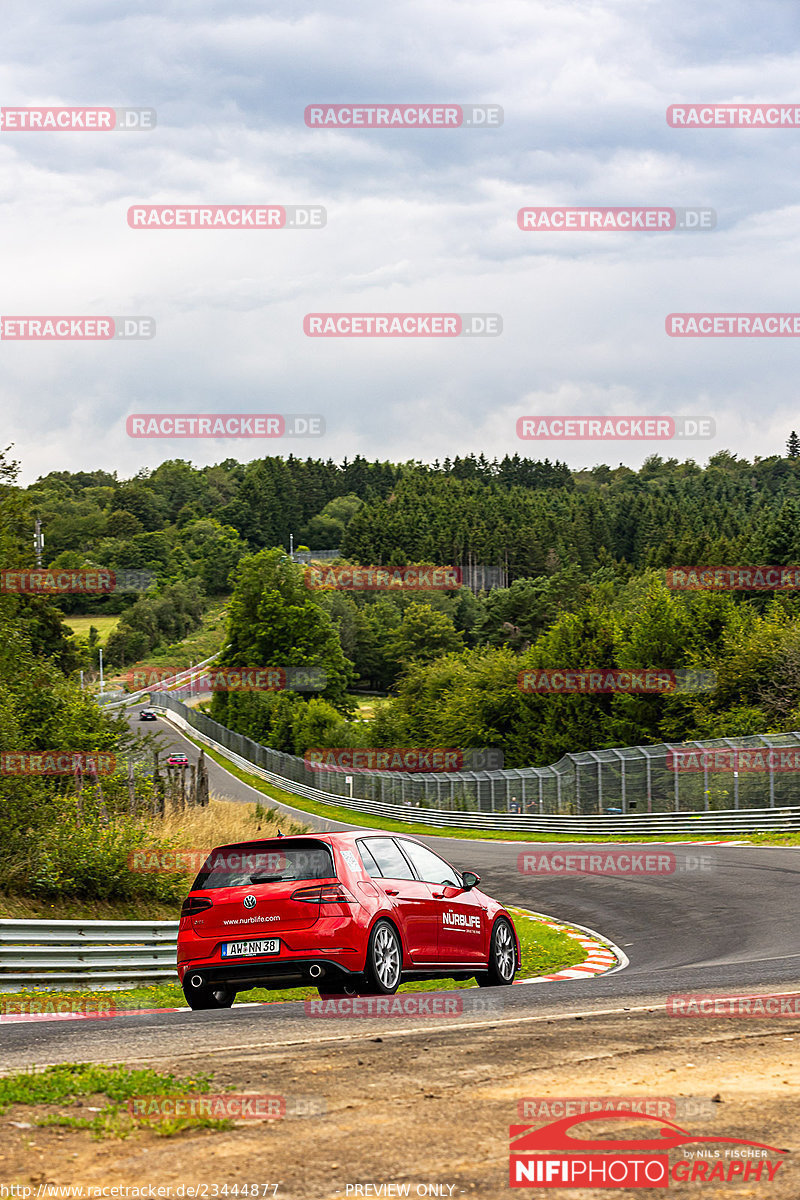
[362,920,402,995]
[477,918,517,987]
[182,983,235,1010]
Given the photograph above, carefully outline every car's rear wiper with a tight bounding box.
[248,873,285,883]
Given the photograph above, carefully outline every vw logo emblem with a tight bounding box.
[243,894,256,909]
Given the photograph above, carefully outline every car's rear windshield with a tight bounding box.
[191,840,335,890]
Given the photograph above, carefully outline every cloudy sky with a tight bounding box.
[3,0,800,483]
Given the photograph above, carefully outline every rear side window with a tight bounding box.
[356,840,383,878]
[362,837,415,880]
[192,841,335,890]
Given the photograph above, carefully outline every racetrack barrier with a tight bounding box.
[0,919,178,991]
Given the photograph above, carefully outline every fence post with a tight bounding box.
[769,756,775,807]
[674,752,680,812]
[646,755,652,813]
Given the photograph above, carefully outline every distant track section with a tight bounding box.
[151,698,800,835]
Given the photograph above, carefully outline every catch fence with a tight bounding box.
[148,693,800,819]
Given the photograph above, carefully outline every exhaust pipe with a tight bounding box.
[189,974,204,988]
[309,964,323,979]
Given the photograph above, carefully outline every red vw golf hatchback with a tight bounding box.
[177,831,520,1009]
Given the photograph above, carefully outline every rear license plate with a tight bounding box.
[221,939,280,958]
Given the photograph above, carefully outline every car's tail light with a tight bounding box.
[181,896,213,917]
[290,883,357,904]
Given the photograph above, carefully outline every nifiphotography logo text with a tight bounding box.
[509,1110,786,1187]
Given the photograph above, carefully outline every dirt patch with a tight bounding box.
[2,1010,799,1198]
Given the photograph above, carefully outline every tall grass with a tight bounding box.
[0,796,308,907]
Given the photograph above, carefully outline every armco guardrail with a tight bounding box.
[96,652,221,709]
[0,920,178,991]
[150,694,800,833]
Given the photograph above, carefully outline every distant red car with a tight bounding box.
[166,753,189,768]
[177,831,520,1009]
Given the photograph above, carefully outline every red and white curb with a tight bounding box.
[511,907,628,984]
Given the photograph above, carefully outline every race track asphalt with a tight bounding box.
[2,709,798,1071]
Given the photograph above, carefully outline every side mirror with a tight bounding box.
[461,871,480,891]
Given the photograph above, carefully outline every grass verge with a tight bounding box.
[63,615,120,644]
[0,1063,228,1139]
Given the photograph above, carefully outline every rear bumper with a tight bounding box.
[181,956,361,991]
